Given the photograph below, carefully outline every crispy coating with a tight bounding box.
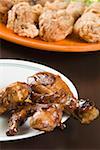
[7,2,43,38]
[43,0,69,11]
[12,0,34,5]
[39,9,74,41]
[84,2,100,13]
[74,2,100,43]
[0,0,34,23]
[39,1,85,42]
[0,13,8,24]
[0,0,13,13]
[33,0,54,6]
[66,1,85,20]
[0,0,13,23]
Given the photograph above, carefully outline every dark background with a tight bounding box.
[0,39,100,150]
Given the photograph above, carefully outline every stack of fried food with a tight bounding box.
[0,72,99,136]
[0,0,100,42]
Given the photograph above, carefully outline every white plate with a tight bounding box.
[0,59,78,141]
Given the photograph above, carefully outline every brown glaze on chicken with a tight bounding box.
[0,82,31,115]
[30,104,63,132]
[27,72,72,95]
[0,72,99,136]
[28,72,99,125]
[73,99,99,124]
[6,103,36,136]
[27,72,73,105]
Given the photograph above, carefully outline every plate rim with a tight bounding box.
[0,59,78,141]
[0,23,100,52]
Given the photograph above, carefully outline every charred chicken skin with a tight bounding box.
[0,72,99,136]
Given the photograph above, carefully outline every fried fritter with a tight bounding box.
[7,2,42,38]
[39,1,85,41]
[39,9,74,41]
[0,0,13,23]
[74,2,100,42]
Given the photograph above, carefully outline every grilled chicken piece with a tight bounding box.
[6,103,61,135]
[73,99,99,124]
[74,2,100,43]
[27,72,72,95]
[28,72,99,124]
[0,82,31,115]
[6,103,36,136]
[27,72,73,104]
[30,104,63,132]
[6,98,99,136]
[1,71,99,136]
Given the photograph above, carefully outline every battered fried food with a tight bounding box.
[39,1,85,41]
[0,0,13,14]
[39,9,74,41]
[33,0,54,6]
[66,1,85,20]
[43,0,70,10]
[0,0,34,23]
[12,0,34,5]
[7,2,42,38]
[74,2,100,42]
[0,0,13,23]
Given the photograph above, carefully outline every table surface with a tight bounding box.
[0,39,100,150]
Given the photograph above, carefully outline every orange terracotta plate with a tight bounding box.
[0,23,100,52]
